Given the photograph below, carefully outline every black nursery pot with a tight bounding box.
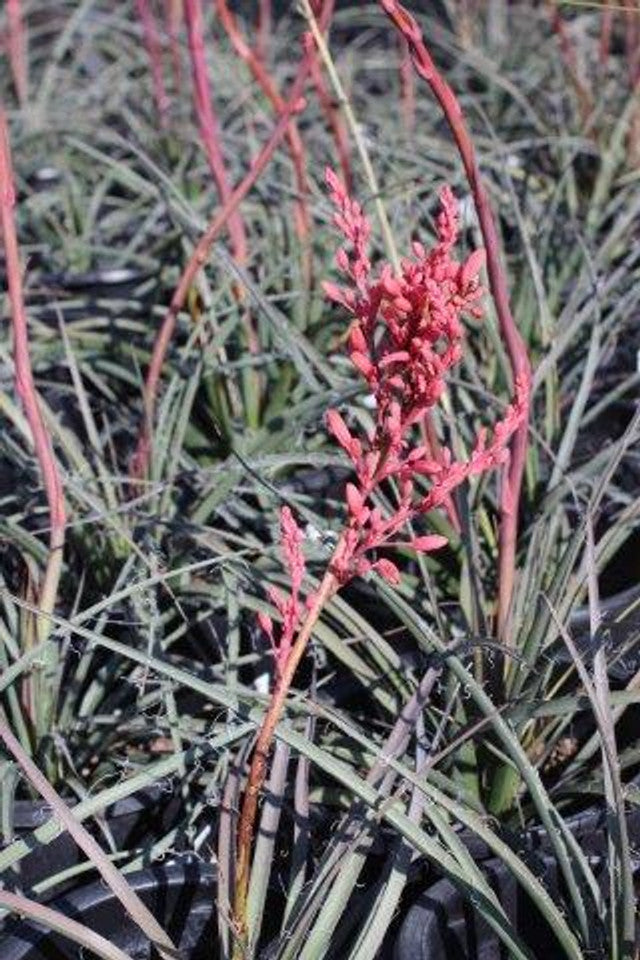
[0,862,216,960]
[5,786,181,898]
[394,805,640,960]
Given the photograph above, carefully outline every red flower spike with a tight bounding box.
[256,170,529,679]
[318,168,527,591]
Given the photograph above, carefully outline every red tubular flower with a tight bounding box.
[323,168,526,584]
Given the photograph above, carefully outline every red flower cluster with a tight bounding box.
[323,167,527,585]
[258,169,527,670]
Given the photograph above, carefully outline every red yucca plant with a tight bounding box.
[378,0,532,645]
[231,167,527,950]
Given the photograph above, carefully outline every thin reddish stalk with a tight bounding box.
[184,0,260,420]
[184,0,247,262]
[7,0,27,106]
[307,7,353,192]
[398,35,415,133]
[130,65,311,481]
[0,109,65,638]
[164,0,183,93]
[135,0,170,128]
[232,563,340,955]
[255,0,272,64]
[215,0,316,282]
[378,0,532,644]
[546,1,594,127]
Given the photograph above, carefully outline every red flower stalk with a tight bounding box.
[184,0,248,262]
[0,109,65,651]
[135,0,170,129]
[7,0,27,106]
[378,0,532,642]
[398,35,415,133]
[184,0,261,429]
[233,173,527,948]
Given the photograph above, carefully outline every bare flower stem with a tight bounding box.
[131,67,311,481]
[398,35,415,134]
[378,0,532,646]
[184,0,260,403]
[232,561,341,956]
[185,0,247,262]
[0,109,65,649]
